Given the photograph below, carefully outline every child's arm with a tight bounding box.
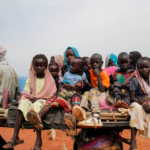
[94,68,105,92]
[130,91,140,103]
[58,83,63,92]
[131,91,150,112]
[122,72,135,88]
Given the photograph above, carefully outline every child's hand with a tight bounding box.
[143,103,150,113]
[63,84,76,91]
[75,81,83,92]
[29,97,38,103]
[94,68,101,76]
[138,97,149,105]
[109,84,113,91]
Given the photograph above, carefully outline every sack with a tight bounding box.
[105,91,116,105]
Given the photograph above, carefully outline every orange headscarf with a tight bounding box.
[89,69,110,89]
[20,60,57,101]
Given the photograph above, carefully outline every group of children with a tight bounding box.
[3,47,150,150]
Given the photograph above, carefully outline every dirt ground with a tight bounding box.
[0,127,150,150]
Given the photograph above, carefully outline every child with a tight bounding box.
[58,57,89,112]
[127,57,150,150]
[50,55,64,82]
[62,47,91,84]
[72,53,110,128]
[83,57,91,83]
[103,53,119,76]
[110,52,134,108]
[3,54,56,150]
[49,62,60,91]
[61,47,80,77]
[129,51,142,71]
[83,57,91,70]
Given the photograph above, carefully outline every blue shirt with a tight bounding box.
[61,71,88,85]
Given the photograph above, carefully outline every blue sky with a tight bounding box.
[0,0,150,76]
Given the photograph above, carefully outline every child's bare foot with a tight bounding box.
[114,100,122,108]
[121,101,129,109]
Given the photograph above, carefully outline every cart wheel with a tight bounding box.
[120,141,123,150]
[73,140,77,150]
[74,141,123,150]
[74,130,124,150]
[73,129,83,150]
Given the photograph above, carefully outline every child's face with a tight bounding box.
[49,65,59,78]
[138,60,150,78]
[33,58,46,76]
[118,55,130,71]
[90,56,103,70]
[70,59,81,73]
[108,60,114,67]
[129,53,134,65]
[66,49,75,64]
[86,58,91,69]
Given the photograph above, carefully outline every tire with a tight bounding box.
[73,129,123,150]
[73,129,83,150]
[120,141,123,150]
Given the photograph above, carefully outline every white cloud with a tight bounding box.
[0,0,150,76]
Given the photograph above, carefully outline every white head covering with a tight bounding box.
[0,43,8,65]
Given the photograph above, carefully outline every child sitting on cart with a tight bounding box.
[3,54,56,150]
[128,57,150,150]
[110,52,134,109]
[70,53,110,128]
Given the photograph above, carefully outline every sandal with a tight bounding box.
[114,100,122,108]
[2,88,9,109]
[120,101,129,109]
[64,113,77,137]
[27,109,43,130]
[57,98,71,113]
[3,138,24,149]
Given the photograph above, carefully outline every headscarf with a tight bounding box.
[105,53,119,68]
[64,47,80,71]
[135,64,150,97]
[129,51,142,70]
[20,58,57,101]
[0,43,8,65]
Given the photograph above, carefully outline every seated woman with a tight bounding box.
[128,57,150,150]
[0,44,19,108]
[3,54,56,150]
[103,53,119,76]
[129,51,142,71]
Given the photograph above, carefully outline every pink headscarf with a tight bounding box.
[19,60,57,101]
